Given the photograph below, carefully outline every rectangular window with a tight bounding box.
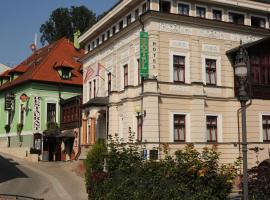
[112,26,116,35]
[92,41,95,49]
[251,16,266,28]
[213,9,222,21]
[102,34,105,42]
[87,44,91,51]
[96,38,99,46]
[137,115,143,142]
[47,103,56,123]
[174,114,185,142]
[149,150,158,160]
[135,9,139,20]
[178,3,189,16]
[173,55,185,82]
[107,30,110,39]
[229,12,244,25]
[61,69,70,80]
[119,20,123,31]
[205,59,217,85]
[108,73,111,94]
[93,79,96,98]
[142,3,147,13]
[124,64,128,87]
[89,81,92,99]
[263,115,270,141]
[206,116,218,142]
[160,1,171,13]
[196,6,206,18]
[137,59,141,85]
[127,14,131,25]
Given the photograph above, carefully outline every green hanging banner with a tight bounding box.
[140,32,149,78]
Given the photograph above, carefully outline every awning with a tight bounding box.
[57,129,75,138]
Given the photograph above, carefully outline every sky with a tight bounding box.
[0,0,117,67]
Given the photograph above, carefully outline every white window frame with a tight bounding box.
[177,1,191,16]
[45,98,59,124]
[170,51,190,83]
[227,10,247,25]
[170,112,191,143]
[201,55,221,86]
[259,113,270,142]
[205,114,223,142]
[121,62,129,90]
[134,57,140,86]
[211,7,224,21]
[250,14,268,28]
[195,4,208,19]
[159,0,173,13]
[18,100,26,125]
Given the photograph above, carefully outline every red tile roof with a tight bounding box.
[0,38,84,91]
[0,70,10,78]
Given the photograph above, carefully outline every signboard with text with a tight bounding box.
[5,93,15,111]
[33,96,41,131]
[140,32,149,78]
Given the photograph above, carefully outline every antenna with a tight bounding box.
[34,33,37,46]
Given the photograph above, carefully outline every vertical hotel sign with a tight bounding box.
[33,96,41,131]
[140,32,149,78]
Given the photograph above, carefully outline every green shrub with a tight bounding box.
[85,134,237,200]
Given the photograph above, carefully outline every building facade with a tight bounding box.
[0,38,83,160]
[79,0,270,167]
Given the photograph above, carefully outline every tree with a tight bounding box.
[85,133,238,200]
[40,6,96,45]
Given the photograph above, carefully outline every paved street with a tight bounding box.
[0,153,87,200]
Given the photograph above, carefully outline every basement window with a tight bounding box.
[228,12,244,25]
[251,16,266,28]
[160,1,171,13]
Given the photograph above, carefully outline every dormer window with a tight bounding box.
[62,69,71,80]
[54,62,73,80]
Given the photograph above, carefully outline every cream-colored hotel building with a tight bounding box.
[79,0,270,166]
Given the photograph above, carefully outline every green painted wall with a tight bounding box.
[0,81,82,148]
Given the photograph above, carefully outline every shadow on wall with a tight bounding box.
[0,155,28,183]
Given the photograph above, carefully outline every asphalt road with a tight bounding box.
[0,153,87,200]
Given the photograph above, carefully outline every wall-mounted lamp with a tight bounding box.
[134,105,146,117]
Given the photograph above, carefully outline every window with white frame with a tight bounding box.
[251,16,266,28]
[196,6,206,18]
[124,64,128,87]
[178,3,189,16]
[173,114,186,142]
[206,116,218,142]
[47,103,56,123]
[262,115,270,141]
[173,55,185,82]
[228,12,244,25]
[212,9,222,21]
[205,59,217,85]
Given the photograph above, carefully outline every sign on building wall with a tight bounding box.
[33,96,41,131]
[140,32,149,78]
[5,92,15,111]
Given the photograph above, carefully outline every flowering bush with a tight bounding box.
[85,134,238,200]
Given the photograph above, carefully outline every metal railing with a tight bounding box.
[0,194,44,200]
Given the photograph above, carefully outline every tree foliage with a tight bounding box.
[85,133,238,200]
[40,6,96,45]
[248,162,270,200]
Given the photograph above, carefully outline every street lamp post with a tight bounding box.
[234,42,249,200]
